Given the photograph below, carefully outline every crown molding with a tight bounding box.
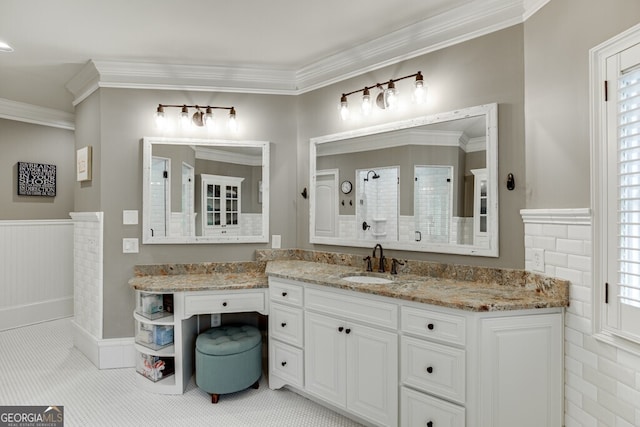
[63,0,550,104]
[0,98,75,130]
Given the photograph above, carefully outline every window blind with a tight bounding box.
[618,66,640,308]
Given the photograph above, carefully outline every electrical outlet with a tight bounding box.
[272,235,281,249]
[531,248,545,272]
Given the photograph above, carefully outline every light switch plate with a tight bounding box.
[123,210,138,225]
[122,238,139,253]
[272,235,281,249]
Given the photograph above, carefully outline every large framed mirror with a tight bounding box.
[310,103,498,256]
[142,137,269,244]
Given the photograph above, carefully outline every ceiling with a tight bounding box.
[0,0,546,118]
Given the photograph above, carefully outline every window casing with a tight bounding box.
[592,23,640,353]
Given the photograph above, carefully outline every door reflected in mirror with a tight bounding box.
[142,137,269,244]
[310,103,498,257]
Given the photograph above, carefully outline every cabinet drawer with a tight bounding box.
[401,387,465,427]
[269,278,304,307]
[401,306,466,346]
[270,303,303,347]
[270,340,304,388]
[401,336,466,404]
[306,287,398,329]
[184,291,264,316]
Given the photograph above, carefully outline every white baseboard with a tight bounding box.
[0,296,73,331]
[72,320,136,370]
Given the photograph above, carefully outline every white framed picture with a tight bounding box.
[76,146,92,182]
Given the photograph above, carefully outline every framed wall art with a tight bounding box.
[76,146,92,182]
[17,161,56,197]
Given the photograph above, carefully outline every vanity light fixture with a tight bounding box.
[154,104,238,131]
[339,71,425,120]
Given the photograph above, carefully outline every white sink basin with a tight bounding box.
[342,275,393,284]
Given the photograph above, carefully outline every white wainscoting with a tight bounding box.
[0,219,74,331]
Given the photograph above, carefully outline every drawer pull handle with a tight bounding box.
[427,323,434,330]
[281,322,287,328]
[338,327,344,332]
[282,292,288,297]
[281,361,287,367]
[426,366,433,374]
[345,328,351,334]
[222,302,228,307]
[427,422,433,427]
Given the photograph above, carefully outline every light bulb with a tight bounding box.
[180,105,190,129]
[384,81,397,109]
[414,72,426,104]
[340,94,349,120]
[204,107,214,130]
[154,105,166,129]
[361,88,371,116]
[228,108,238,132]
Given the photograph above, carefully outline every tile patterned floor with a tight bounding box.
[0,318,363,427]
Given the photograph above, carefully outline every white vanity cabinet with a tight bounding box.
[269,278,305,389]
[269,279,398,427]
[399,302,563,427]
[268,276,563,427]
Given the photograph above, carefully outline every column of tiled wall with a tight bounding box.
[71,212,103,340]
[522,208,640,427]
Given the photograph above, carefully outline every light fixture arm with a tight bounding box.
[340,71,422,99]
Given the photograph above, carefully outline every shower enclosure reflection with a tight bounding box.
[310,103,498,257]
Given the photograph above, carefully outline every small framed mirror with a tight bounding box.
[310,103,498,256]
[142,137,269,244]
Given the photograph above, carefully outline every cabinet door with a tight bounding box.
[347,322,398,427]
[305,311,346,407]
[478,313,562,427]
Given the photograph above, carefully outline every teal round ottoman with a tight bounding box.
[195,324,262,403]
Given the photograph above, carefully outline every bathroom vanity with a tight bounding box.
[264,257,567,427]
[129,251,568,427]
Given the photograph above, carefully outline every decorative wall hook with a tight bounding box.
[507,173,515,191]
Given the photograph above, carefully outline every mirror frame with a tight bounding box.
[142,136,270,244]
[309,103,498,257]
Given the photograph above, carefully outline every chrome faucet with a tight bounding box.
[372,244,385,273]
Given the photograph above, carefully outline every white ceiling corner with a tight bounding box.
[10,0,550,128]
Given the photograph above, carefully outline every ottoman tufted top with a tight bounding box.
[196,325,262,356]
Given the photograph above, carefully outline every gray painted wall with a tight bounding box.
[524,0,640,208]
[74,88,297,338]
[297,25,526,269]
[0,118,75,219]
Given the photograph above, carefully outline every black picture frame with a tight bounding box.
[17,161,57,197]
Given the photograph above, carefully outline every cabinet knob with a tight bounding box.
[281,361,287,367]
[222,302,228,307]
[427,323,434,330]
[282,292,288,297]
[426,366,433,374]
[281,322,287,328]
[345,328,351,334]
[338,326,344,332]
[427,422,433,427]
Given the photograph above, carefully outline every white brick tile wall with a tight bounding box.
[522,208,640,427]
[71,212,103,340]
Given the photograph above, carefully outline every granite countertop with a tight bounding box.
[128,252,569,312]
[265,259,569,312]
[128,262,268,292]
